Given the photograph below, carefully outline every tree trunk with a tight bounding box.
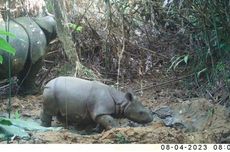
[50,0,79,68]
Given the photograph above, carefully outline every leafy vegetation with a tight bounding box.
[0,29,16,64]
[168,54,189,72]
[68,23,83,33]
[164,0,230,81]
[0,117,62,141]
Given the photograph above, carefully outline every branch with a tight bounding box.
[135,73,195,92]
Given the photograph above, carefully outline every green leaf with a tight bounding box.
[68,23,77,29]
[0,29,16,38]
[0,38,16,55]
[68,23,83,32]
[0,118,13,126]
[197,68,207,78]
[220,43,230,52]
[184,55,189,64]
[76,26,83,32]
[173,58,184,70]
[7,118,62,132]
[0,124,29,139]
[14,110,21,119]
[0,55,3,64]
[167,56,181,72]
[0,117,62,141]
[0,133,5,140]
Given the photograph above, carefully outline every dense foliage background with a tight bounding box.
[1,0,230,104]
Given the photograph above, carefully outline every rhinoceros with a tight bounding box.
[40,76,153,130]
[0,16,57,93]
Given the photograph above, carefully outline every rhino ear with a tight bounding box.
[125,92,134,102]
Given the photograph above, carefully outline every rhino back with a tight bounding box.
[14,17,47,64]
[88,81,124,120]
[52,77,93,120]
[0,19,29,79]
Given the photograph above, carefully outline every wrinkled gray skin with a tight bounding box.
[41,76,153,130]
[0,16,56,93]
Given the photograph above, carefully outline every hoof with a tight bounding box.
[41,121,51,127]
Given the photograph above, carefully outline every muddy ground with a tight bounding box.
[0,80,230,144]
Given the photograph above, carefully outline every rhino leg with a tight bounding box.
[95,115,117,130]
[40,102,59,127]
[40,109,52,127]
[40,87,59,127]
[18,58,43,95]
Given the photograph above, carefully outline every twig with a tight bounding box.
[212,84,226,94]
[44,60,55,64]
[205,89,216,102]
[117,14,126,89]
[128,41,170,59]
[46,50,60,56]
[38,65,54,87]
[109,31,169,59]
[81,77,113,83]
[135,73,195,92]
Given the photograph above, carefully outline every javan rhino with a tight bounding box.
[40,76,153,130]
[0,16,57,93]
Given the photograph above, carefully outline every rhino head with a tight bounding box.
[123,92,153,124]
[34,15,57,43]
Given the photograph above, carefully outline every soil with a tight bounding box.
[0,79,230,144]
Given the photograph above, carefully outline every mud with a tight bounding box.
[0,89,230,144]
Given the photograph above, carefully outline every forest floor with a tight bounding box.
[0,77,230,144]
